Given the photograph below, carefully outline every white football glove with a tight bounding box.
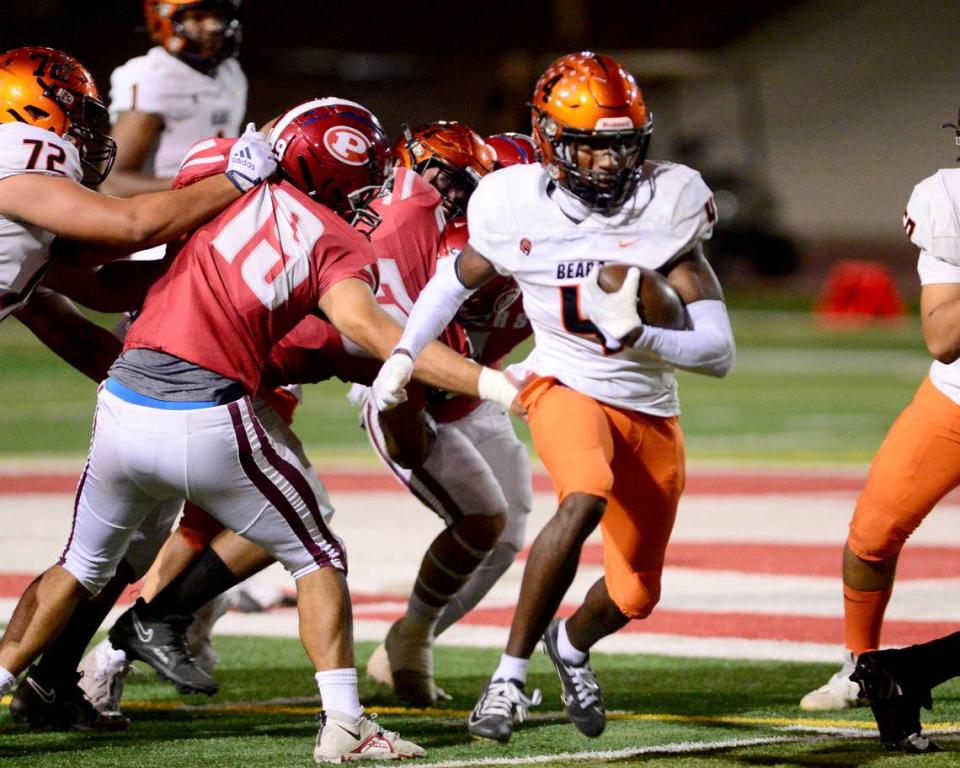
[371,350,415,411]
[583,266,642,352]
[225,123,277,193]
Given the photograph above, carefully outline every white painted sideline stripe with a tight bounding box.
[412,736,807,768]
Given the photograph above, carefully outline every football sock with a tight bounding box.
[557,618,588,665]
[0,667,15,696]
[142,546,240,621]
[492,653,529,684]
[843,584,891,654]
[434,541,518,636]
[316,668,363,719]
[409,525,490,632]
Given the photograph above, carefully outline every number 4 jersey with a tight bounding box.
[124,176,377,395]
[466,160,715,416]
[0,123,83,321]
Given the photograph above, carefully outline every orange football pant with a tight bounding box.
[520,376,685,619]
[849,375,960,561]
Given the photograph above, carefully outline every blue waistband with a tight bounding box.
[104,378,219,410]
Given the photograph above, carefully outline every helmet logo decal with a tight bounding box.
[520,238,532,255]
[595,116,634,130]
[324,126,372,166]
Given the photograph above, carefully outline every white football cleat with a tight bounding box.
[383,618,437,707]
[800,650,864,711]
[78,638,131,717]
[314,712,425,763]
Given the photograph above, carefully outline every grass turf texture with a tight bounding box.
[0,638,957,766]
[0,309,930,463]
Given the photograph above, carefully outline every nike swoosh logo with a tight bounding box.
[336,722,362,740]
[132,614,154,643]
[27,677,56,704]
[617,238,641,248]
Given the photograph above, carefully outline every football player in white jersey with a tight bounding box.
[101,0,246,197]
[0,44,274,730]
[371,52,735,742]
[798,122,960,746]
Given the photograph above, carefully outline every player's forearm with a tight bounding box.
[99,170,175,198]
[411,341,482,396]
[112,174,240,248]
[632,300,735,377]
[395,260,476,359]
[15,292,121,383]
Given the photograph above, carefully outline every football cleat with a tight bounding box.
[78,637,131,717]
[467,678,542,743]
[799,650,863,711]
[313,711,426,763]
[383,618,436,707]
[109,599,219,696]
[542,619,606,737]
[9,666,130,731]
[850,650,941,753]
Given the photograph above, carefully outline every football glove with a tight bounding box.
[225,123,277,193]
[583,266,642,352]
[371,350,415,411]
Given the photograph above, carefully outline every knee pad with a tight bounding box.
[607,570,661,620]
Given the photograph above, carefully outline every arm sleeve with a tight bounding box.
[631,299,735,377]
[395,257,477,359]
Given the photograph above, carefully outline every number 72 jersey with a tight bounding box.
[0,123,83,321]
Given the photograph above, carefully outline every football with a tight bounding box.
[597,263,689,330]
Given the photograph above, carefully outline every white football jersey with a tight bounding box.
[467,161,715,416]
[0,123,82,321]
[109,47,247,178]
[904,168,960,405]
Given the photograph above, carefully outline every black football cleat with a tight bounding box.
[542,619,606,737]
[851,650,941,754]
[9,666,130,731]
[109,600,219,696]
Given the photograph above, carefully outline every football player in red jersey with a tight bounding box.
[78,124,535,713]
[0,99,519,763]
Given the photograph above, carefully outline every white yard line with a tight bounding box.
[411,735,813,768]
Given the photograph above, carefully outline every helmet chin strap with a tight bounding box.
[942,107,960,162]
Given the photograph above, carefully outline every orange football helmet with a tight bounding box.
[531,51,653,212]
[0,46,116,185]
[144,0,241,67]
[394,121,495,217]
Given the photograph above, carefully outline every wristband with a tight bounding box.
[477,367,519,410]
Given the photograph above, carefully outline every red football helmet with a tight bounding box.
[438,216,520,327]
[0,46,116,186]
[485,132,538,169]
[531,51,653,213]
[393,121,495,218]
[268,98,391,230]
[144,0,242,68]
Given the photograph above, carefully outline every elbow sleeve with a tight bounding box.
[632,299,736,377]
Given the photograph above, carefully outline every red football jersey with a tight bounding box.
[263,167,467,395]
[124,178,377,394]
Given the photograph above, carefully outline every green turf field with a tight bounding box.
[0,308,930,463]
[0,638,956,766]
